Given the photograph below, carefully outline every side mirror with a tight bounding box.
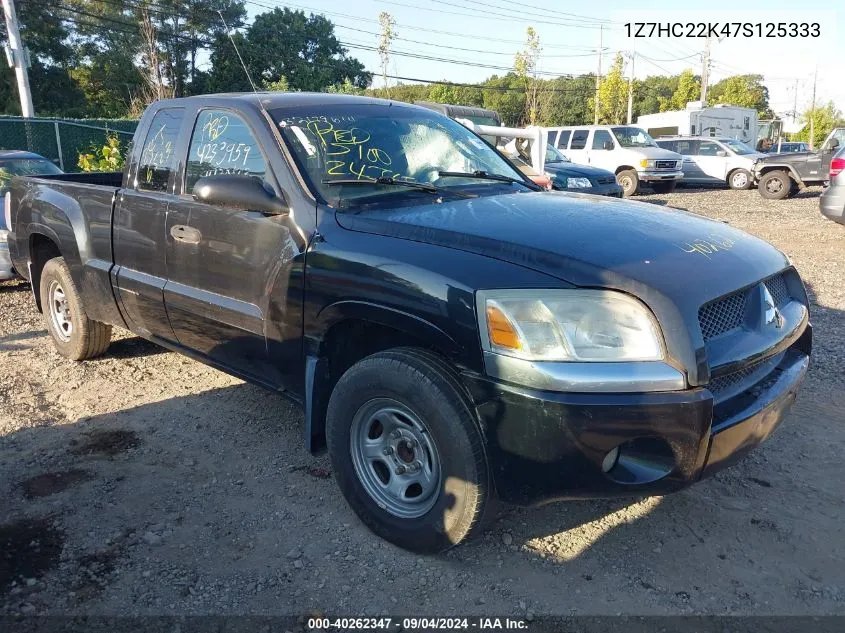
[192,174,288,216]
[603,141,614,151]
[716,150,728,157]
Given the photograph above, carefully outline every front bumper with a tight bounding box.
[639,170,684,182]
[820,184,845,224]
[463,337,810,506]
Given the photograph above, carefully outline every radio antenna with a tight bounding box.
[217,10,259,93]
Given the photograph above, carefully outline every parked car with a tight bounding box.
[542,144,623,196]
[771,142,809,154]
[820,146,845,225]
[754,128,845,199]
[655,136,764,190]
[0,150,63,195]
[545,125,684,196]
[8,93,811,553]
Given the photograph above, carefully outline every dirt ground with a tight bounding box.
[1,187,844,617]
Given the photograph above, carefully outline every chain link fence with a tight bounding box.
[0,116,139,172]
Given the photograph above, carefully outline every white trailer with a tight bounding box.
[637,102,758,145]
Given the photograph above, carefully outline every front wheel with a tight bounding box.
[758,170,792,200]
[728,168,753,190]
[326,348,491,553]
[39,257,112,360]
[650,181,677,194]
[616,169,639,197]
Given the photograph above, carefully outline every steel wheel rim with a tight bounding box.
[766,177,784,194]
[349,398,442,519]
[733,172,748,188]
[619,175,633,192]
[48,280,72,342]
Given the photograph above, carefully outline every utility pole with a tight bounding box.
[809,66,817,150]
[792,78,799,120]
[2,0,34,117]
[700,35,711,105]
[626,50,635,124]
[594,25,602,124]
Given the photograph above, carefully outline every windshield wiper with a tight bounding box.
[437,170,529,186]
[322,177,438,194]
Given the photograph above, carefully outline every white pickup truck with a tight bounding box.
[545,125,684,196]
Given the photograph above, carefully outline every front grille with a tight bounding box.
[697,272,792,342]
[708,357,769,394]
[698,292,747,341]
[656,160,678,169]
[597,176,616,184]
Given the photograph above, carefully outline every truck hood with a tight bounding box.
[336,191,789,314]
[544,162,614,179]
[630,146,683,161]
[758,151,815,163]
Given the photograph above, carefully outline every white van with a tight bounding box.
[544,125,684,196]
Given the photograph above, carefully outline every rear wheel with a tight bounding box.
[758,170,792,200]
[326,348,491,553]
[616,169,639,197]
[40,257,111,360]
[728,168,753,190]
[650,181,677,194]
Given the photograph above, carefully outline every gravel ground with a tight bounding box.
[1,187,844,617]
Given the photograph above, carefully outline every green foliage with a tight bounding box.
[78,136,125,172]
[513,27,542,125]
[596,54,628,124]
[794,102,845,148]
[659,69,700,112]
[264,77,290,92]
[707,74,771,117]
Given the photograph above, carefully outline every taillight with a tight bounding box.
[3,192,10,231]
[830,157,845,179]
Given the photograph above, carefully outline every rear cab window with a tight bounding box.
[184,109,269,194]
[136,108,184,192]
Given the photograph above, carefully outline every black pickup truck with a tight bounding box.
[8,93,811,553]
[754,128,845,199]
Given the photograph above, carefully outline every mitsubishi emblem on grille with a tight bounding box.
[761,284,784,329]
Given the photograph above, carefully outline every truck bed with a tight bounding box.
[32,171,124,187]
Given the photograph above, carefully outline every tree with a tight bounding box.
[513,27,541,125]
[596,54,627,124]
[377,12,397,98]
[480,74,524,126]
[659,69,699,111]
[634,75,678,118]
[428,82,483,107]
[707,74,771,117]
[795,102,845,148]
[206,8,370,94]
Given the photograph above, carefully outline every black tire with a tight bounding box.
[39,257,111,360]
[326,347,491,553]
[616,169,639,197]
[728,168,753,190]
[758,170,792,200]
[650,181,677,194]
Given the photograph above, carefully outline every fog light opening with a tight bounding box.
[601,446,620,473]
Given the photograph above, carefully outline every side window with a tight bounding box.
[657,141,676,152]
[697,141,720,156]
[546,130,558,146]
[185,109,268,193]
[570,129,589,150]
[556,130,571,149]
[592,130,613,150]
[137,108,184,192]
[744,116,750,130]
[675,140,697,155]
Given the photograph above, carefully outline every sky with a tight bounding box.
[244,0,842,120]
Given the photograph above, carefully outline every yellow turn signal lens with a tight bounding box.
[639,158,649,168]
[486,305,522,350]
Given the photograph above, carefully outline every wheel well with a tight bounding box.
[615,165,636,175]
[321,319,436,385]
[29,234,62,312]
[758,166,793,179]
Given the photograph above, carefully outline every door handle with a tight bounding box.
[170,225,201,245]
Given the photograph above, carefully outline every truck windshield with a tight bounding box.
[545,145,570,163]
[272,104,529,208]
[721,139,755,155]
[610,127,657,148]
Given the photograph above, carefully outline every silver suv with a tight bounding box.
[655,136,765,190]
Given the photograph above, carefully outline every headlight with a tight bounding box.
[477,289,664,362]
[566,177,592,188]
[640,159,655,169]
